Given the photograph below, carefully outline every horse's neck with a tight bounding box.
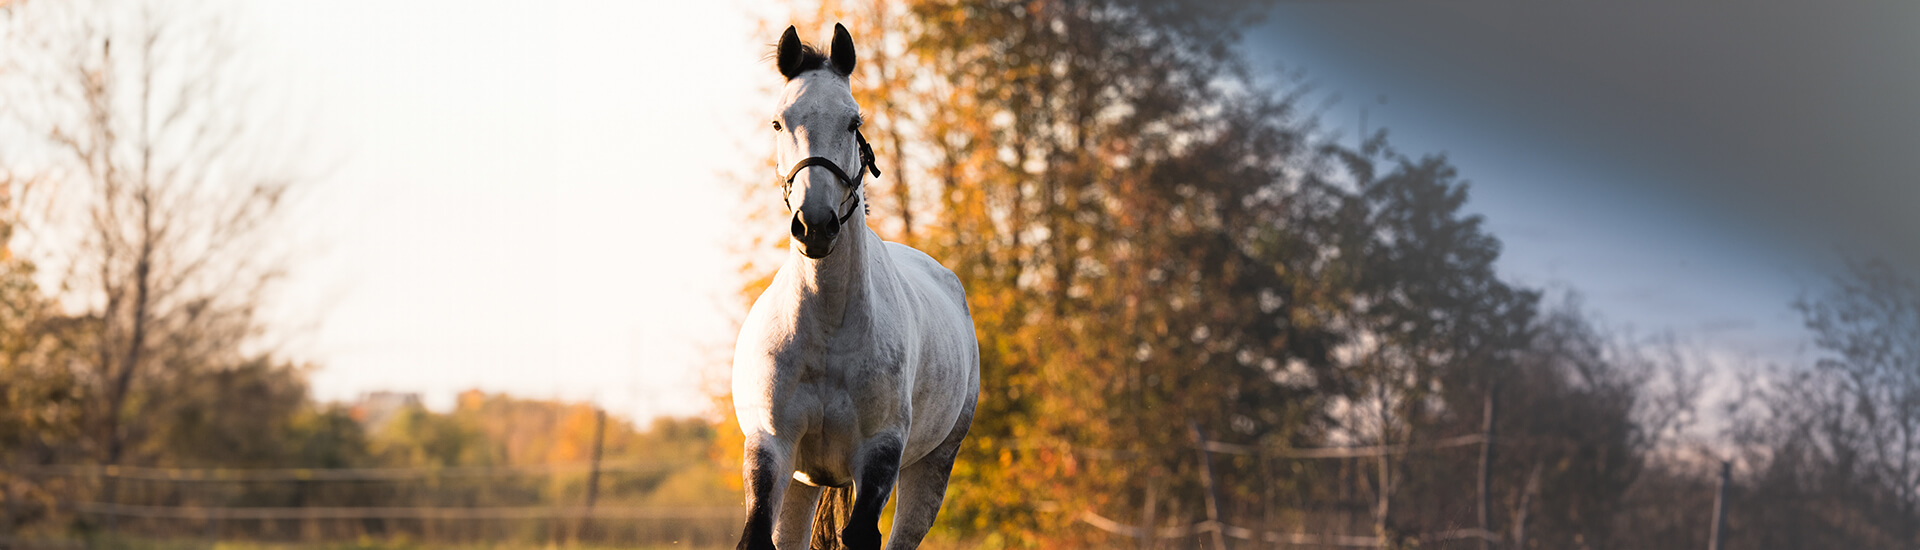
[788,218,879,330]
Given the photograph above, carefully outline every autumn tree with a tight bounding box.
[736,2,1725,548]
[0,163,91,537]
[743,1,1360,544]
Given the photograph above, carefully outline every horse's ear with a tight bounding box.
[777,25,805,79]
[830,23,856,76]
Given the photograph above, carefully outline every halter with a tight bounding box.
[782,129,881,226]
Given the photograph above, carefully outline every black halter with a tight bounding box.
[782,129,882,225]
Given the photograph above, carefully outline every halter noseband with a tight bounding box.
[782,129,882,226]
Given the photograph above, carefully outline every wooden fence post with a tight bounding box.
[1708,460,1729,550]
[1479,386,1497,550]
[574,407,607,546]
[3,471,14,537]
[1376,446,1391,549]
[1512,462,1539,549]
[1190,422,1228,550]
[1140,475,1158,550]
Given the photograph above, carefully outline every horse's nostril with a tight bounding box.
[791,215,809,239]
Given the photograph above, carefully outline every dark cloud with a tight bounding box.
[1248,0,1920,273]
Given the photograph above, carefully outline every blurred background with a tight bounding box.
[1,0,1916,548]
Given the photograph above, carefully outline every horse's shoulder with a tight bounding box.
[740,275,781,320]
[736,269,800,352]
[879,241,966,304]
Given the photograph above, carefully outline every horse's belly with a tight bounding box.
[883,275,978,464]
[900,316,980,463]
[902,363,975,462]
[791,409,857,487]
[791,462,852,488]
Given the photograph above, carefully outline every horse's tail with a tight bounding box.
[810,485,854,550]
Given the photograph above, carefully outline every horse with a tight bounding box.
[731,23,981,550]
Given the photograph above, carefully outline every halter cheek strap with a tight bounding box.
[782,129,882,226]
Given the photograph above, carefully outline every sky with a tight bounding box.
[1246,1,1920,377]
[229,1,1919,422]
[249,0,775,419]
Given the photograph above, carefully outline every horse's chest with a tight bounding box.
[789,319,909,378]
[784,364,895,488]
[789,336,909,411]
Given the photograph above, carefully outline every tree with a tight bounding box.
[854,1,1358,544]
[742,0,1486,545]
[1492,297,1704,550]
[0,174,91,537]
[731,3,1727,548]
[1,0,301,475]
[1730,258,1920,547]
[1315,138,1538,543]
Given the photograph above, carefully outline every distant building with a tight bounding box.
[349,391,423,430]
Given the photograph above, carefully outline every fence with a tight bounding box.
[1051,393,1729,550]
[3,433,1497,550]
[5,450,1468,550]
[3,392,1730,550]
[1059,424,1499,549]
[0,460,741,549]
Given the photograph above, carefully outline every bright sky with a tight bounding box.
[236,1,1882,424]
[251,0,777,420]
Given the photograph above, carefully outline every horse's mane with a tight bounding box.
[771,41,839,79]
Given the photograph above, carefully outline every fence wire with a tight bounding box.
[3,426,1535,548]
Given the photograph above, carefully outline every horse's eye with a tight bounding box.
[771,120,783,132]
[848,118,862,131]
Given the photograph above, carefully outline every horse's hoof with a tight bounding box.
[840,525,883,550]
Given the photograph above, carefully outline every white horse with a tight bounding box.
[732,23,981,550]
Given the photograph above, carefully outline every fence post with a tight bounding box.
[205,511,222,548]
[1189,422,1228,550]
[1259,449,1275,538]
[1376,446,1391,549]
[1512,462,1539,549]
[3,471,14,549]
[102,468,119,535]
[1707,460,1729,550]
[1478,386,1497,550]
[3,470,14,537]
[1139,475,1158,550]
[574,407,607,546]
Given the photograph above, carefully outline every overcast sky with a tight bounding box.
[1253,1,1920,268]
[234,1,1919,421]
[1248,1,1920,367]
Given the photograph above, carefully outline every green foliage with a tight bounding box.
[372,405,498,468]
[149,360,330,468]
[283,407,376,470]
[0,256,87,462]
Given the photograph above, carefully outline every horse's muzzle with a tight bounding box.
[791,210,840,259]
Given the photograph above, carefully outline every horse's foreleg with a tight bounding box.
[774,479,822,549]
[883,459,957,550]
[841,435,903,550]
[885,402,973,550]
[737,435,796,550]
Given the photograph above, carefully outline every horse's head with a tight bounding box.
[772,23,874,260]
